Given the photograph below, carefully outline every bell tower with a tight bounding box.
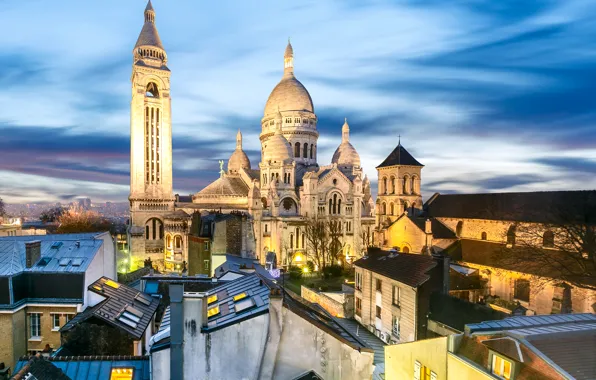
[128,0,174,268]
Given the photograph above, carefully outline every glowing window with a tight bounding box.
[207,306,220,318]
[207,295,218,304]
[110,368,134,380]
[105,279,120,289]
[233,293,247,301]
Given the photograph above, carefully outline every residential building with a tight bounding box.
[60,277,159,356]
[353,248,448,344]
[0,233,115,371]
[385,313,596,380]
[150,274,375,380]
[0,218,46,237]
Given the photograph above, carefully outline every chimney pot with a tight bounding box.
[25,241,42,268]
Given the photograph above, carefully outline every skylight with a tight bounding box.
[122,311,141,323]
[59,258,71,266]
[207,305,220,318]
[125,305,144,319]
[207,295,218,304]
[72,258,84,267]
[50,242,63,250]
[117,315,138,329]
[233,292,247,301]
[105,279,120,289]
[135,292,152,306]
[235,298,255,313]
[110,368,134,380]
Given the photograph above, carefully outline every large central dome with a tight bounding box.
[264,76,314,116]
[263,41,314,117]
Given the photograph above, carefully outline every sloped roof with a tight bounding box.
[61,277,159,340]
[377,143,423,168]
[14,356,150,380]
[425,190,596,224]
[0,232,106,276]
[195,176,249,197]
[407,216,457,239]
[12,355,71,380]
[134,15,164,50]
[353,248,437,287]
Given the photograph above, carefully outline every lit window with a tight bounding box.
[110,368,134,380]
[29,313,41,338]
[204,260,210,271]
[52,314,60,330]
[392,286,401,307]
[233,292,247,301]
[207,305,220,318]
[492,355,512,380]
[105,279,120,289]
[355,297,362,316]
[207,295,218,304]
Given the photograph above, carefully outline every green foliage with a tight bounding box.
[288,265,302,280]
[322,264,343,279]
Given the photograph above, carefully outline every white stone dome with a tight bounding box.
[263,133,293,163]
[332,142,361,167]
[264,76,314,116]
[228,149,251,172]
[331,118,360,166]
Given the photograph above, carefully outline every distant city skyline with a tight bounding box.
[1,0,596,204]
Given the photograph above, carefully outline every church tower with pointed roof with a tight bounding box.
[129,1,175,265]
[375,140,423,227]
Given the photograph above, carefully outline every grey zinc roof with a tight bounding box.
[466,313,596,335]
[61,277,159,340]
[195,176,249,197]
[0,233,106,276]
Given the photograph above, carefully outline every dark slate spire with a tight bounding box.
[135,0,164,50]
[376,142,423,168]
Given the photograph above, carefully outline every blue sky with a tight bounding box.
[1,0,596,204]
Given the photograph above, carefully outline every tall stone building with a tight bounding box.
[128,1,175,263]
[127,2,375,271]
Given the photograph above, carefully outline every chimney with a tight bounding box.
[170,283,184,380]
[25,241,42,268]
[425,219,432,234]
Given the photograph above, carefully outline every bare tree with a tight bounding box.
[0,198,5,217]
[303,216,327,271]
[494,202,596,292]
[326,218,346,266]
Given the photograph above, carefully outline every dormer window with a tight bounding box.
[491,354,513,379]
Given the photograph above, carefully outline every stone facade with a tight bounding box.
[301,286,354,318]
[126,2,376,272]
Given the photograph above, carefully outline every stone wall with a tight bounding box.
[301,286,354,318]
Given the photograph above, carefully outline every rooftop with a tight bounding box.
[353,248,437,287]
[61,277,159,340]
[14,355,150,380]
[376,143,423,168]
[0,232,108,276]
[425,190,596,224]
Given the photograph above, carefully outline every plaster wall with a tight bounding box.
[385,336,448,380]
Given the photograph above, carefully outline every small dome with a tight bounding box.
[332,142,361,167]
[264,76,314,116]
[331,118,360,166]
[228,150,251,173]
[263,132,293,163]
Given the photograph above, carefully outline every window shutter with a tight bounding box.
[430,371,437,380]
[414,361,421,380]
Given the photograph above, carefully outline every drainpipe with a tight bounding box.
[170,283,184,380]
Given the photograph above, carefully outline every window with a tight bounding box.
[456,221,463,237]
[382,177,387,194]
[507,225,516,245]
[414,361,437,380]
[355,297,362,316]
[492,355,512,380]
[514,279,530,302]
[392,315,400,337]
[390,203,394,215]
[375,305,381,319]
[294,117,300,123]
[52,314,60,331]
[285,117,292,124]
[294,142,300,157]
[543,230,554,247]
[303,143,308,158]
[204,242,209,250]
[402,246,410,253]
[65,314,73,323]
[204,260,210,271]
[29,313,41,339]
[481,231,487,240]
[382,202,387,215]
[110,368,134,380]
[310,144,314,159]
[355,272,362,290]
[175,235,182,249]
[376,278,382,292]
[392,286,401,307]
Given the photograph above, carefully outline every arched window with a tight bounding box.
[146,218,163,241]
[481,232,487,240]
[402,246,410,253]
[411,176,417,194]
[382,202,387,215]
[146,82,159,97]
[302,234,305,249]
[403,176,409,194]
[303,143,308,158]
[264,224,268,233]
[174,235,182,249]
[310,144,314,159]
[543,231,554,248]
[390,177,396,194]
[329,199,332,214]
[333,194,338,214]
[166,235,172,248]
[403,201,409,214]
[382,177,388,194]
[507,225,516,245]
[294,142,300,157]
[390,202,394,215]
[290,234,294,249]
[338,198,342,215]
[456,221,463,237]
[145,226,150,239]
